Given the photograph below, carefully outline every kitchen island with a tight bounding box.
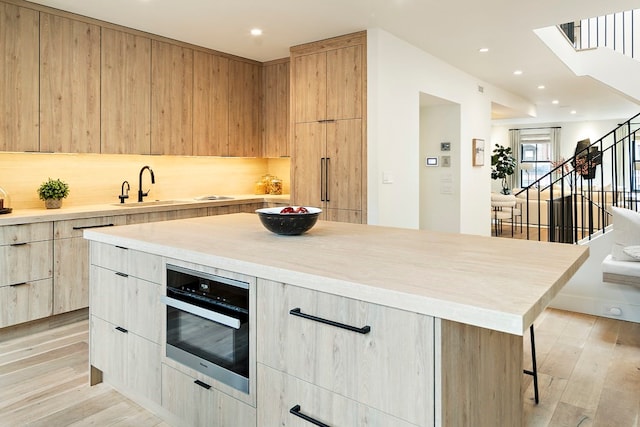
[84,213,588,427]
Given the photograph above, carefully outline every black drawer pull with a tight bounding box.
[10,282,28,287]
[115,245,128,250]
[194,380,211,390]
[115,272,129,278]
[10,242,27,247]
[289,308,371,334]
[115,326,128,333]
[290,405,330,427]
[72,224,115,230]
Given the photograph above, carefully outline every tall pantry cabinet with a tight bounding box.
[290,32,366,224]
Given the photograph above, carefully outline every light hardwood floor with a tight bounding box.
[0,310,638,426]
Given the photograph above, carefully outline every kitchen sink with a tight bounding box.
[112,200,184,207]
[194,195,235,201]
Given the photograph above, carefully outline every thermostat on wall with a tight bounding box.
[425,157,438,167]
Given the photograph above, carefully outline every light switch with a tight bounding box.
[382,171,394,184]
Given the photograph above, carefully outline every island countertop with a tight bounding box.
[84,213,589,335]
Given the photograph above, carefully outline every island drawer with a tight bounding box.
[256,279,435,426]
[0,278,53,328]
[0,240,53,287]
[0,222,52,245]
[161,363,257,427]
[257,364,419,427]
[89,241,162,284]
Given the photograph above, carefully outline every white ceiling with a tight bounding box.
[27,0,640,125]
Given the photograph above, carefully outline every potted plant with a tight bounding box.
[491,144,517,194]
[37,178,70,209]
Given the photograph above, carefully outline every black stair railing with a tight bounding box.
[514,113,640,243]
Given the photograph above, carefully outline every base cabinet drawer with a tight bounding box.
[258,364,418,427]
[0,240,53,287]
[0,279,53,328]
[257,279,435,426]
[161,363,256,427]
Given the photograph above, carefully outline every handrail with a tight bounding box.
[513,112,640,244]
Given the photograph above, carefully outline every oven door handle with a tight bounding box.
[160,296,241,329]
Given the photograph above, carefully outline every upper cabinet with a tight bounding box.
[262,59,290,158]
[151,41,194,156]
[100,28,151,154]
[40,13,100,153]
[229,60,262,157]
[0,3,39,152]
[193,51,229,156]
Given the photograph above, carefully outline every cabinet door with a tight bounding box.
[258,364,418,427]
[40,13,100,153]
[262,60,290,157]
[193,51,229,156]
[101,28,151,154]
[90,315,127,386]
[326,45,363,120]
[151,40,193,155]
[292,52,326,123]
[292,122,325,207]
[0,3,39,152]
[0,279,53,328]
[162,364,256,427]
[53,236,88,314]
[326,119,362,212]
[257,280,435,426]
[229,60,262,157]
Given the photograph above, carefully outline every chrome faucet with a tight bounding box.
[119,180,130,204]
[138,166,155,202]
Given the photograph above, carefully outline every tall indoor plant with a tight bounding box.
[491,144,516,194]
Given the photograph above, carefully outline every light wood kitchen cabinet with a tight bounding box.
[229,60,262,157]
[258,364,418,427]
[39,13,100,153]
[151,40,194,155]
[193,51,229,156]
[0,3,39,152]
[53,216,125,314]
[101,28,151,154]
[162,363,257,427]
[0,222,53,327]
[291,32,366,223]
[262,59,290,158]
[257,279,435,426]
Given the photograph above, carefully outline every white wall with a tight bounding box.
[419,100,461,232]
[367,28,531,234]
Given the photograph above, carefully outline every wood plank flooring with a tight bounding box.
[0,309,638,426]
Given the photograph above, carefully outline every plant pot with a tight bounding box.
[45,198,62,209]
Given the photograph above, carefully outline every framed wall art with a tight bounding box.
[472,138,485,166]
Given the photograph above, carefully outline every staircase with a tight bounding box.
[515,113,640,243]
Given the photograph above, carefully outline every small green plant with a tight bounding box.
[491,144,517,194]
[37,178,70,200]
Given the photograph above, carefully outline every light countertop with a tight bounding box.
[84,213,589,335]
[0,195,288,226]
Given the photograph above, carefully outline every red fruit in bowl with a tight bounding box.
[280,206,295,214]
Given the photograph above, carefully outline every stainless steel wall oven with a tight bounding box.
[162,264,250,393]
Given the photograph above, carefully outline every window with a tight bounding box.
[511,128,560,188]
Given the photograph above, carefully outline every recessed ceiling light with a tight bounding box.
[250,28,262,36]
[537,85,545,90]
[513,70,523,76]
[479,47,489,53]
[570,110,577,114]
[552,100,559,104]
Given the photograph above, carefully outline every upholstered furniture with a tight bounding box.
[491,193,518,236]
[602,206,640,287]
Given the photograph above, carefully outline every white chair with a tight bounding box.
[491,193,517,236]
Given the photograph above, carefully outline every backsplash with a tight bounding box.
[0,153,290,209]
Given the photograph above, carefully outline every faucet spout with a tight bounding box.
[138,166,155,202]
[119,180,130,204]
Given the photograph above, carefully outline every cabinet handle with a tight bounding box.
[194,379,211,390]
[115,245,128,250]
[320,158,326,202]
[325,157,330,202]
[72,224,115,230]
[9,282,28,287]
[115,272,129,278]
[10,242,27,247]
[289,308,371,334]
[290,405,330,427]
[115,326,128,333]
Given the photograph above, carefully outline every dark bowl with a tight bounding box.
[255,207,322,235]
